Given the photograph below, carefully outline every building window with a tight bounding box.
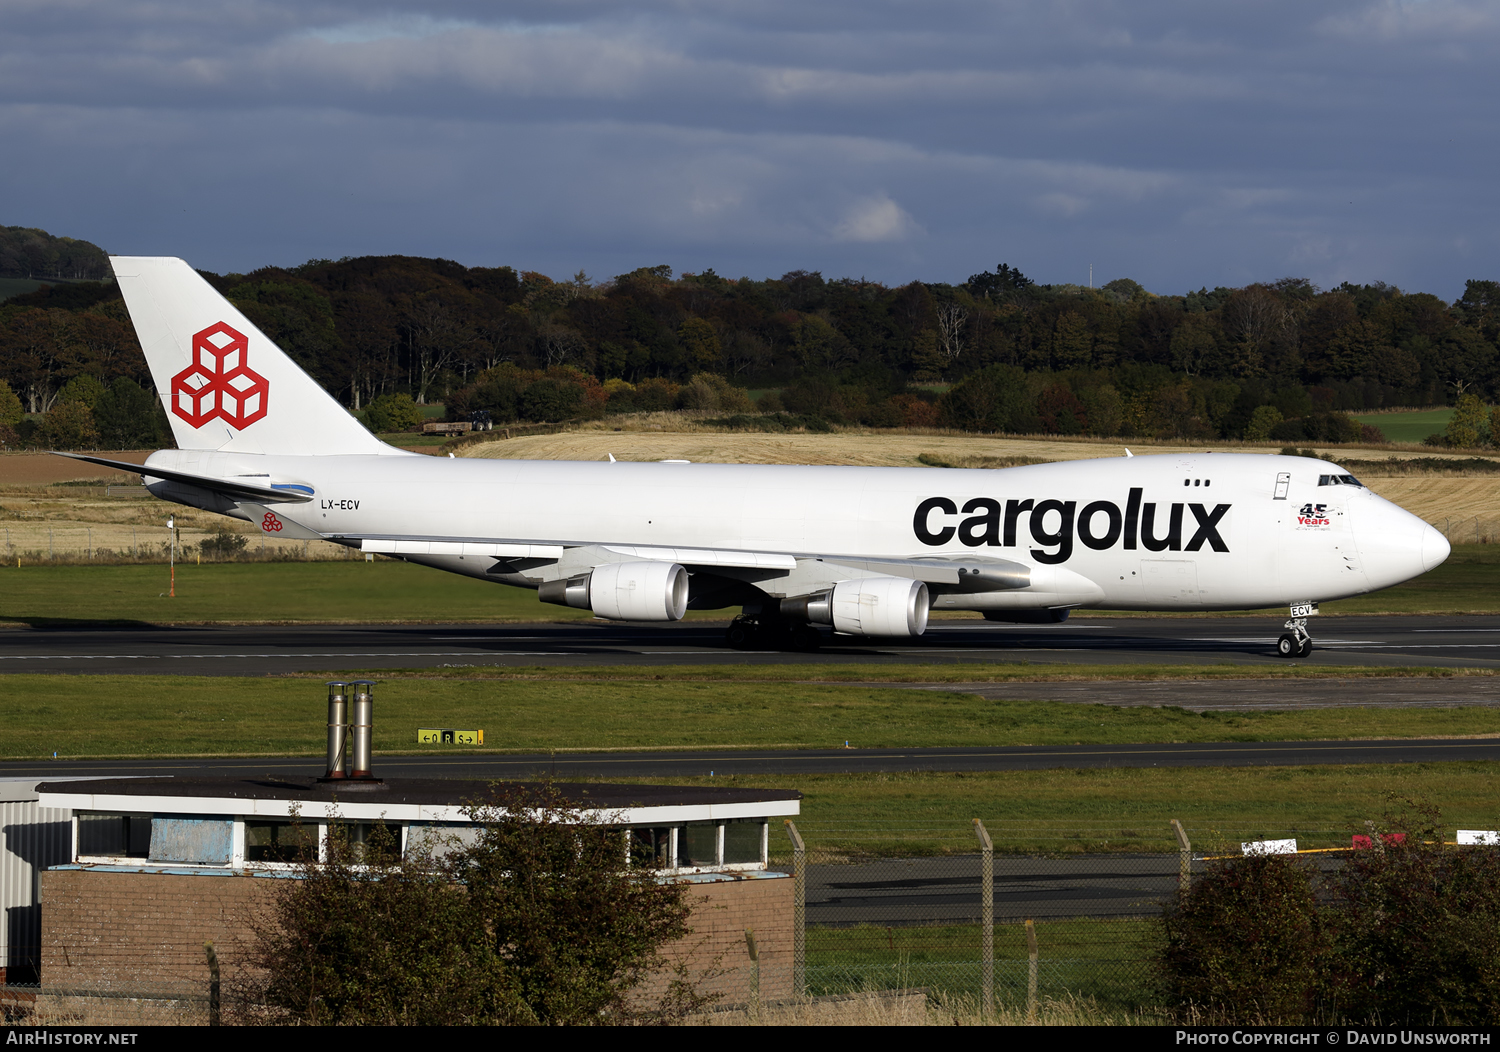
[77,813,151,858]
[630,827,673,869]
[681,823,719,868]
[724,820,766,865]
[245,820,317,863]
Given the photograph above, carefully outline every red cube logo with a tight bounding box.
[171,322,269,429]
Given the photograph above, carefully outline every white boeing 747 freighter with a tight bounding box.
[62,257,1450,657]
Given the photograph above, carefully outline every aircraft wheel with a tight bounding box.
[1276,633,1298,658]
[725,623,754,649]
[1297,637,1313,658]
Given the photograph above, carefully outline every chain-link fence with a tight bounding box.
[0,522,360,564]
[0,821,1367,1024]
[774,821,1359,1016]
[1434,515,1500,545]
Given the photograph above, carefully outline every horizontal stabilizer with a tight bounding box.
[51,452,314,504]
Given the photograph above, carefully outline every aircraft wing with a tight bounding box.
[340,532,1034,595]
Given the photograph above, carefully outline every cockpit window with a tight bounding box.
[1318,474,1364,488]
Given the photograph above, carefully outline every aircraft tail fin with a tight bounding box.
[110,256,397,455]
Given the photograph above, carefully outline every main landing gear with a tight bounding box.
[1276,607,1315,658]
[725,615,823,652]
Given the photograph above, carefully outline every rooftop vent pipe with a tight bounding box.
[349,680,377,780]
[323,681,348,780]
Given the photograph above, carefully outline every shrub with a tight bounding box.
[200,527,248,560]
[1158,851,1328,1024]
[37,401,100,450]
[1331,808,1500,1025]
[255,784,703,1026]
[255,822,516,1025]
[363,392,424,433]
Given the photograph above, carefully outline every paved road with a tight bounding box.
[808,854,1186,926]
[3,615,1500,675]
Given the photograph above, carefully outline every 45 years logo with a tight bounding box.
[1297,503,1331,528]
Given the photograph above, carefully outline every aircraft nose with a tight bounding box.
[1422,522,1451,572]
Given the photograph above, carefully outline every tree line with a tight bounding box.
[4,237,1500,448]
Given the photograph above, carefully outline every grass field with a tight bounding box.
[0,560,599,624]
[0,278,49,302]
[806,919,1156,1008]
[6,671,1500,760]
[1,544,1498,622]
[1351,408,1453,444]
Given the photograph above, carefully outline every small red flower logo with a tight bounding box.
[171,322,270,430]
[262,512,283,533]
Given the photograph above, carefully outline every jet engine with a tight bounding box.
[781,577,929,637]
[538,560,689,621]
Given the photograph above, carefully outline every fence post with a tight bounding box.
[1171,819,1192,892]
[1025,919,1038,1022]
[973,818,994,1017]
[744,928,760,1018]
[785,819,806,998]
[204,941,220,1026]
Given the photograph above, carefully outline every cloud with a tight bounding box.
[1,0,1498,296]
[831,194,920,242]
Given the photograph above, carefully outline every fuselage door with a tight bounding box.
[1273,472,1291,500]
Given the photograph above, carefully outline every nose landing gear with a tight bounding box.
[1276,603,1317,658]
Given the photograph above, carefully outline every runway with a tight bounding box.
[2,614,1500,676]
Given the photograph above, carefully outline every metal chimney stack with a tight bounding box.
[323,681,348,780]
[349,680,376,780]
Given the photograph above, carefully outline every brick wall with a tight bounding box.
[40,867,793,1008]
[40,869,279,996]
[641,873,795,1007]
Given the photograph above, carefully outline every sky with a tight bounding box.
[3,0,1498,298]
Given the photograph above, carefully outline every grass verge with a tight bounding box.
[6,673,1500,760]
[3,547,1500,623]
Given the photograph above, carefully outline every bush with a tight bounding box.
[1160,804,1500,1025]
[363,392,424,433]
[1158,852,1328,1024]
[255,784,703,1026]
[199,527,248,560]
[37,401,100,450]
[1331,808,1500,1025]
[255,823,515,1025]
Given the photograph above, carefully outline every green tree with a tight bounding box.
[363,392,424,433]
[54,373,107,409]
[1447,392,1487,448]
[255,823,517,1025]
[37,400,100,449]
[94,378,169,448]
[677,317,721,371]
[1244,404,1284,442]
[255,786,701,1026]
[0,380,22,427]
[454,785,700,1023]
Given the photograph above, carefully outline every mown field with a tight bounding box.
[1,544,1497,623]
[5,669,1500,760]
[4,666,1496,850]
[1350,407,1453,444]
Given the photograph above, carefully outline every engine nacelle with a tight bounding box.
[830,577,929,637]
[540,560,689,621]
